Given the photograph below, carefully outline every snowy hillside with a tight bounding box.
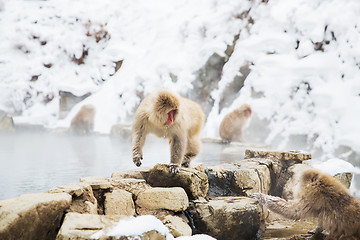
[0,0,360,163]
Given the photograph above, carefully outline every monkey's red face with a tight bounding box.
[166,110,175,125]
[245,108,251,118]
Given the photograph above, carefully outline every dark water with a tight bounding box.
[0,132,230,200]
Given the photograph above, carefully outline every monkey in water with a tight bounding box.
[131,90,204,174]
[219,104,252,142]
[250,168,360,240]
[70,104,96,134]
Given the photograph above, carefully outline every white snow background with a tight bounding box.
[1,0,360,188]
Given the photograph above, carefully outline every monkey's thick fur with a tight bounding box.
[219,104,251,142]
[251,169,360,240]
[70,104,96,134]
[131,90,204,173]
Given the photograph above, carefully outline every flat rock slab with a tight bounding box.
[147,164,208,199]
[192,197,264,240]
[57,213,167,240]
[0,193,71,240]
[245,149,312,162]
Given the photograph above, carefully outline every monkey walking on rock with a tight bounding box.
[131,89,204,174]
[250,168,360,240]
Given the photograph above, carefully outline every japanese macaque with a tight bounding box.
[70,104,96,134]
[219,104,252,142]
[131,90,204,174]
[250,169,360,240]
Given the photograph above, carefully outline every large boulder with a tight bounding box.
[112,166,152,181]
[136,187,189,212]
[281,164,313,200]
[57,213,168,240]
[104,189,135,216]
[0,193,71,240]
[162,215,192,237]
[191,197,264,240]
[48,182,98,214]
[147,164,208,199]
[110,178,151,196]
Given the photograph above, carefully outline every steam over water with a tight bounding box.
[0,132,229,200]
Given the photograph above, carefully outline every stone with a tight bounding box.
[110,178,151,196]
[59,90,91,119]
[0,193,71,240]
[245,149,312,162]
[0,113,14,132]
[136,187,189,212]
[281,164,313,200]
[147,164,208,199]
[48,182,98,214]
[104,189,135,216]
[112,166,152,181]
[334,172,353,189]
[206,160,271,196]
[162,215,192,237]
[191,197,264,240]
[110,122,132,139]
[56,213,167,240]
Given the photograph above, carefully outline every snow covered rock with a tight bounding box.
[104,189,135,216]
[191,197,264,240]
[147,164,209,200]
[0,193,71,240]
[162,215,192,237]
[136,187,189,212]
[48,182,98,214]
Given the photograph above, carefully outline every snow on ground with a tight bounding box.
[0,0,360,163]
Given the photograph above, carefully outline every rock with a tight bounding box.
[80,176,112,214]
[0,113,14,132]
[191,197,264,240]
[245,149,312,162]
[110,178,151,196]
[57,213,167,240]
[112,166,152,181]
[59,90,91,119]
[162,215,192,237]
[281,164,313,200]
[48,182,98,214]
[334,172,353,189]
[110,122,132,139]
[104,189,135,216]
[136,187,189,212]
[0,193,71,240]
[206,160,271,196]
[147,164,209,199]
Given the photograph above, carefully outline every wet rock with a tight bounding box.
[191,197,264,240]
[110,122,132,139]
[162,215,192,237]
[110,177,151,196]
[147,164,208,200]
[57,213,167,240]
[136,187,189,212]
[245,149,312,163]
[334,172,353,189]
[0,193,71,240]
[47,182,98,214]
[112,166,152,181]
[104,189,135,216]
[206,160,271,196]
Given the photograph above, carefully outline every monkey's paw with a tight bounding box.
[168,163,180,174]
[249,193,266,205]
[133,156,143,167]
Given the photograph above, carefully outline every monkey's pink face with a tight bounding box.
[166,110,175,125]
[245,108,251,118]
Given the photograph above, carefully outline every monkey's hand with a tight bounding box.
[132,152,143,167]
[168,163,180,174]
[249,193,267,205]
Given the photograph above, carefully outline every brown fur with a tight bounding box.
[251,169,360,240]
[219,104,252,142]
[131,90,204,173]
[70,104,96,134]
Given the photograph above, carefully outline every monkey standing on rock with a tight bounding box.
[219,104,252,143]
[131,90,205,174]
[250,168,360,240]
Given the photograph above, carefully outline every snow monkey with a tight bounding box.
[219,104,252,142]
[250,169,360,240]
[131,90,205,174]
[70,104,96,134]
